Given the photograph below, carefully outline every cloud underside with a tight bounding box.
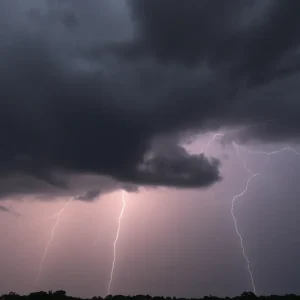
[0,204,20,216]
[1,0,300,199]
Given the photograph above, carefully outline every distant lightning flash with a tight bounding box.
[201,125,300,295]
[35,198,73,285]
[107,190,126,295]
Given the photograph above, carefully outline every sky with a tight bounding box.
[1,0,300,298]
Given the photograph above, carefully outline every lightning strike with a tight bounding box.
[35,198,73,286]
[229,141,300,294]
[198,131,257,293]
[237,145,300,156]
[200,123,300,295]
[201,132,258,293]
[200,133,224,153]
[232,141,259,294]
[107,190,126,295]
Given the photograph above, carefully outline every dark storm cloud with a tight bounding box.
[75,184,138,201]
[0,0,224,200]
[28,0,78,29]
[1,0,300,199]
[106,0,300,141]
[135,142,220,188]
[126,0,300,82]
[76,190,102,201]
[125,0,248,64]
[0,205,20,216]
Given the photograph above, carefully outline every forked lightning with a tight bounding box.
[202,127,300,294]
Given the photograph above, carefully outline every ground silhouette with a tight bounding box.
[1,291,300,300]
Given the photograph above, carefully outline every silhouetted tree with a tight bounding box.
[1,291,300,300]
[53,291,66,297]
[241,292,257,299]
[28,291,48,299]
[92,297,103,300]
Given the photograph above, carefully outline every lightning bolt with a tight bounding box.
[237,145,300,156]
[200,133,224,153]
[35,198,73,286]
[231,142,300,294]
[201,132,258,293]
[231,141,259,294]
[107,190,126,295]
[201,126,300,295]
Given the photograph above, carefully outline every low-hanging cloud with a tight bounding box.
[0,0,300,200]
[0,205,21,217]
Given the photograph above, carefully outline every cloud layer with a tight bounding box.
[1,0,300,199]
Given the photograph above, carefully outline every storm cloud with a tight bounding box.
[1,0,300,199]
[0,205,12,214]
[89,0,300,142]
[0,204,20,216]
